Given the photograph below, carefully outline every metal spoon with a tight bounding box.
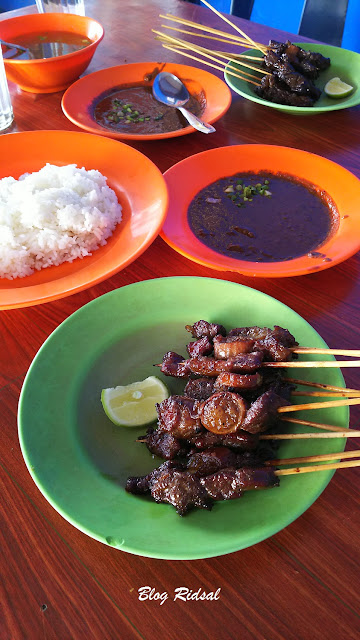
[0,39,29,54]
[152,71,216,134]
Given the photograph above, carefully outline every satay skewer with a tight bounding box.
[275,459,360,476]
[160,43,261,85]
[263,360,360,368]
[278,397,360,412]
[200,0,267,54]
[292,347,360,357]
[267,449,360,466]
[292,390,360,398]
[153,30,267,78]
[260,431,360,440]
[280,416,348,432]
[286,378,360,394]
[160,13,265,48]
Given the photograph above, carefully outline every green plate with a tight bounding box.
[18,277,347,559]
[225,43,360,115]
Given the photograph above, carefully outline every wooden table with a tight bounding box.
[1,1,360,638]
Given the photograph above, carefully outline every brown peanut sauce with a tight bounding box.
[92,79,206,135]
[187,171,339,262]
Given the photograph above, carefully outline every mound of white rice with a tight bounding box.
[0,163,122,280]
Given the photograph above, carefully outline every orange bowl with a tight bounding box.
[0,13,104,93]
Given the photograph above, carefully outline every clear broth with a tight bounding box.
[3,31,92,60]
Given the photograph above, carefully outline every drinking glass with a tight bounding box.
[0,47,13,132]
[35,0,85,16]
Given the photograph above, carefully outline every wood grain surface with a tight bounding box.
[1,1,359,639]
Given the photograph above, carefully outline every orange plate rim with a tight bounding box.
[161,144,360,278]
[0,130,168,310]
[61,61,232,141]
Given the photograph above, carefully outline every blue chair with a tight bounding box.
[188,1,360,53]
[0,0,35,11]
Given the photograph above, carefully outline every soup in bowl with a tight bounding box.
[0,12,104,93]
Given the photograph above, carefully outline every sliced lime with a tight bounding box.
[324,77,354,98]
[101,376,169,427]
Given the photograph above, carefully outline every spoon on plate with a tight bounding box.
[152,71,216,134]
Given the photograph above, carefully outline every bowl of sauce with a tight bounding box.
[161,144,360,278]
[0,13,104,93]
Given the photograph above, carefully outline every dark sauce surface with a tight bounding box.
[93,82,205,135]
[3,31,92,60]
[187,171,338,262]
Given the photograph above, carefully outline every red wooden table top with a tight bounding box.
[1,1,359,638]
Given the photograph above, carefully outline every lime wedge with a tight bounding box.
[101,376,169,427]
[324,77,354,98]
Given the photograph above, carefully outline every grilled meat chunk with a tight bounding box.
[241,389,289,434]
[213,335,255,359]
[159,351,192,377]
[200,466,279,500]
[189,429,259,452]
[184,377,216,400]
[149,464,213,515]
[156,395,202,439]
[185,320,226,339]
[187,335,213,357]
[188,352,264,376]
[140,428,190,459]
[214,372,263,391]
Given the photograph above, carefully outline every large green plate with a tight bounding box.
[225,43,360,115]
[18,277,347,559]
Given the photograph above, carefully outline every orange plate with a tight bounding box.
[0,131,168,310]
[161,145,360,278]
[61,62,231,141]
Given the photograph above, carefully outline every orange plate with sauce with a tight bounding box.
[0,131,168,310]
[161,144,360,278]
[61,62,232,140]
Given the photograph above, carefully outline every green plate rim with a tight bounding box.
[18,277,348,559]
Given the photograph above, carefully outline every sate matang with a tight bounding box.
[126,320,298,515]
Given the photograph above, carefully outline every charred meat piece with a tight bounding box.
[241,389,290,434]
[186,446,262,476]
[189,429,259,452]
[214,372,263,391]
[188,352,264,376]
[187,335,213,358]
[126,460,184,494]
[139,428,190,460]
[201,466,279,500]
[156,395,202,439]
[255,75,315,107]
[149,465,213,515]
[186,446,239,476]
[159,351,192,378]
[184,377,216,400]
[185,320,226,339]
[227,325,297,362]
[199,391,247,434]
[298,48,330,71]
[213,335,255,359]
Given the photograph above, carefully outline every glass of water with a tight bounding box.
[35,0,85,16]
[0,47,13,132]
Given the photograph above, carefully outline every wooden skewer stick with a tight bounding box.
[267,449,360,466]
[260,431,360,440]
[263,360,360,368]
[293,347,360,357]
[154,30,267,77]
[278,397,360,412]
[200,0,267,53]
[287,377,360,394]
[161,13,265,48]
[160,24,258,49]
[275,459,360,476]
[161,43,261,86]
[280,416,349,432]
[292,390,360,398]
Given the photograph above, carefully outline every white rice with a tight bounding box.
[0,163,122,280]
